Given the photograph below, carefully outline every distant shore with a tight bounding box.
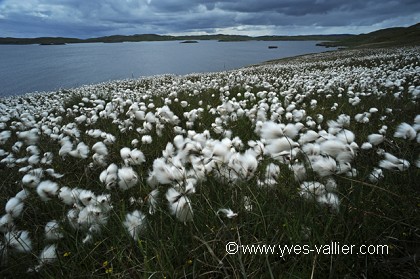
[0,34,351,45]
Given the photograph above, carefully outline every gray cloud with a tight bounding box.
[0,0,419,37]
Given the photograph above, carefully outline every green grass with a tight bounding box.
[0,46,419,278]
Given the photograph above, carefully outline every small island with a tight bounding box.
[39,42,66,45]
[180,40,198,44]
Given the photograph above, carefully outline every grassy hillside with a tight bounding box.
[0,46,419,278]
[317,23,420,48]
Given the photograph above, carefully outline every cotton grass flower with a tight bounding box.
[44,220,64,240]
[78,189,96,206]
[92,141,108,156]
[77,205,107,229]
[141,135,153,144]
[316,193,340,211]
[58,138,73,157]
[68,142,89,159]
[5,197,24,219]
[58,186,78,206]
[300,181,326,199]
[129,149,146,165]
[100,163,118,190]
[117,166,139,190]
[298,130,320,144]
[4,230,32,253]
[260,121,284,140]
[264,137,299,158]
[36,180,59,201]
[368,168,384,183]
[217,208,238,218]
[360,142,373,150]
[123,210,146,241]
[378,152,410,171]
[0,130,12,145]
[32,244,58,272]
[149,158,178,185]
[367,134,385,146]
[0,214,14,233]
[17,128,39,145]
[228,151,258,180]
[15,188,30,201]
[309,156,337,177]
[393,122,416,140]
[166,188,193,223]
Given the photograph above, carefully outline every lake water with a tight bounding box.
[0,40,334,97]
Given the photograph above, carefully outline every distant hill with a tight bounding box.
[0,33,354,45]
[317,23,420,48]
[0,37,83,45]
[0,23,418,47]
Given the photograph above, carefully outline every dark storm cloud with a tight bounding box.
[0,0,419,37]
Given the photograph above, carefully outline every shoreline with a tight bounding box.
[2,45,418,99]
[0,42,337,98]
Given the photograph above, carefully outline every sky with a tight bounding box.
[0,0,419,38]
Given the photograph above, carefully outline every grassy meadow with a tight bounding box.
[0,46,419,278]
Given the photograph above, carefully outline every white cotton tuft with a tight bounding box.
[78,189,96,206]
[95,194,112,212]
[393,122,416,140]
[141,135,153,144]
[320,139,348,157]
[368,168,384,183]
[217,208,238,218]
[123,210,147,241]
[92,142,108,156]
[0,130,12,145]
[120,147,131,160]
[265,163,281,180]
[147,189,159,215]
[45,168,64,179]
[379,158,410,171]
[44,220,64,240]
[15,188,30,201]
[310,156,337,177]
[316,193,340,211]
[336,129,355,144]
[367,134,385,146]
[22,173,41,188]
[166,188,193,223]
[4,230,32,253]
[260,121,284,140]
[129,149,146,165]
[68,142,90,159]
[32,244,58,272]
[100,163,118,190]
[150,158,174,185]
[58,186,77,205]
[36,180,59,201]
[5,197,24,218]
[117,166,139,190]
[299,181,326,199]
[58,139,73,157]
[0,214,14,232]
[360,142,373,150]
[298,130,319,144]
[264,137,299,157]
[228,151,259,179]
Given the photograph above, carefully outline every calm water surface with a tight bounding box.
[0,40,334,96]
